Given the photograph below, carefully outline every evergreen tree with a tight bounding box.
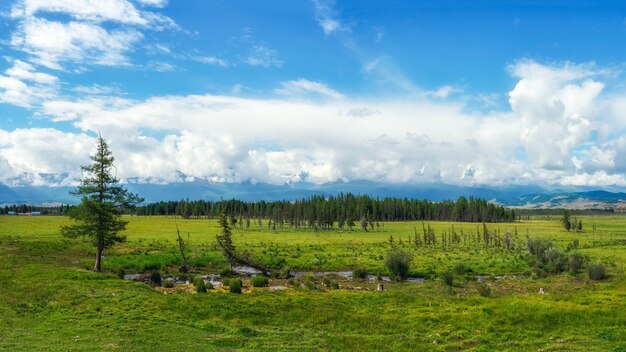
[562,210,571,231]
[60,136,142,272]
[216,212,236,269]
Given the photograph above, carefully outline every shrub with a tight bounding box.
[302,274,317,290]
[303,278,317,290]
[116,268,125,279]
[567,239,580,251]
[150,271,162,286]
[205,281,214,290]
[476,282,492,297]
[384,248,413,280]
[543,247,568,273]
[251,275,269,287]
[568,252,586,274]
[288,278,300,287]
[441,271,454,287]
[195,278,207,293]
[453,262,467,275]
[321,275,332,287]
[353,266,367,279]
[163,279,175,288]
[220,268,237,278]
[532,264,547,278]
[229,278,242,293]
[331,282,340,289]
[587,263,607,280]
[527,238,553,260]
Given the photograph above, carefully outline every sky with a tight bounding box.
[2,0,626,189]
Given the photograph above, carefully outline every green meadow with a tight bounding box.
[1,215,625,351]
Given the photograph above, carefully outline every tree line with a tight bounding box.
[136,194,516,228]
[0,204,72,215]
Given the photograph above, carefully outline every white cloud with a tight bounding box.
[274,79,344,100]
[0,59,58,107]
[244,45,283,68]
[194,56,230,68]
[362,56,387,73]
[71,84,122,95]
[0,128,93,186]
[426,85,463,99]
[11,17,143,69]
[11,0,173,27]
[313,0,347,35]
[22,92,523,186]
[509,60,604,171]
[137,0,168,8]
[147,61,175,72]
[561,171,626,187]
[2,59,626,188]
[8,0,176,71]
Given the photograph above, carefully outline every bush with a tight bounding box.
[116,268,125,279]
[303,279,317,290]
[532,264,547,278]
[321,275,333,287]
[587,263,607,280]
[543,247,568,273]
[568,252,586,274]
[229,278,242,293]
[453,262,467,275]
[384,248,413,280]
[150,271,162,286]
[220,268,237,278]
[441,271,454,287]
[352,266,367,279]
[251,275,269,287]
[476,282,491,297]
[195,278,207,293]
[302,274,317,290]
[288,278,300,287]
[163,279,175,288]
[331,282,340,289]
[527,238,554,260]
[205,281,214,290]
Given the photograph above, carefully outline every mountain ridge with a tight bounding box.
[2,180,626,209]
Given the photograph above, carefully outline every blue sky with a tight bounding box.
[1,0,626,188]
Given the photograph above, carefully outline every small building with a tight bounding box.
[614,204,626,213]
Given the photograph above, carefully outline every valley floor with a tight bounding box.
[0,215,625,351]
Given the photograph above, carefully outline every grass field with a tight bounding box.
[1,215,625,351]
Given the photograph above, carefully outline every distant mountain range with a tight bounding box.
[2,180,626,209]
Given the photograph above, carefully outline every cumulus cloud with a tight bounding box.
[2,59,626,188]
[0,128,93,186]
[0,60,58,107]
[17,92,523,186]
[509,60,604,171]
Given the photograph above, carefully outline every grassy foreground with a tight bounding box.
[0,215,625,351]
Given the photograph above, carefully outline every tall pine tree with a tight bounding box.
[61,136,142,272]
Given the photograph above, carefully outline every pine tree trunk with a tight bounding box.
[94,243,103,272]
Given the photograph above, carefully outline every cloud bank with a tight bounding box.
[1,60,625,188]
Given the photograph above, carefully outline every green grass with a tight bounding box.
[0,215,625,350]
